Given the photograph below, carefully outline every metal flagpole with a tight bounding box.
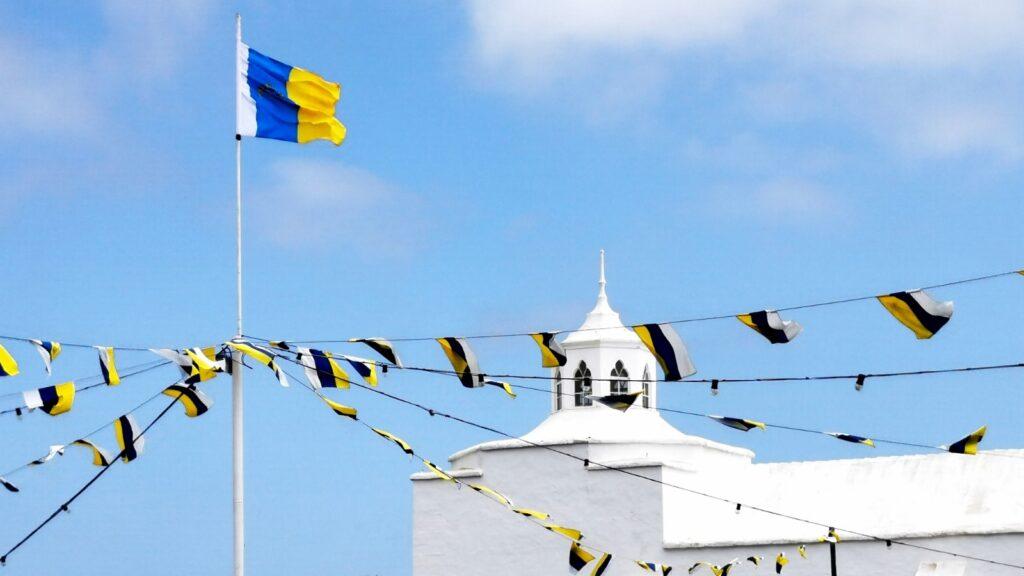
[233,12,246,576]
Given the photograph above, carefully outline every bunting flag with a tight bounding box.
[632,323,696,381]
[544,523,583,541]
[819,528,840,544]
[29,445,65,466]
[468,483,513,508]
[343,355,378,386]
[436,337,483,388]
[152,347,222,384]
[736,310,802,344]
[237,41,346,145]
[712,562,739,576]
[297,347,350,389]
[570,541,596,573]
[637,562,671,574]
[225,340,289,387]
[877,290,953,339]
[0,343,20,377]
[71,439,113,467]
[512,508,549,520]
[946,425,986,455]
[775,554,788,574]
[423,459,455,483]
[688,562,711,574]
[530,331,567,368]
[747,556,762,566]
[709,415,766,432]
[797,546,807,559]
[321,396,358,420]
[268,341,290,350]
[0,477,18,493]
[663,566,674,575]
[590,553,612,576]
[29,340,61,375]
[827,432,875,447]
[348,337,402,367]
[591,392,642,412]
[95,346,120,385]
[114,414,145,463]
[23,382,76,416]
[162,384,213,418]
[371,427,413,455]
[485,379,517,399]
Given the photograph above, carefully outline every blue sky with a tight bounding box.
[1,1,1023,574]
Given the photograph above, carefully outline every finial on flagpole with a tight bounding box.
[598,249,607,300]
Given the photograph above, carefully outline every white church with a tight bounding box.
[411,256,1024,576]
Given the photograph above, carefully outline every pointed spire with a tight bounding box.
[598,249,607,303]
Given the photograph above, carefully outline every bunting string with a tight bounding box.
[267,349,1024,570]
[243,267,1023,344]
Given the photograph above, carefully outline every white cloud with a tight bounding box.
[251,159,430,257]
[708,178,843,221]
[464,0,1024,162]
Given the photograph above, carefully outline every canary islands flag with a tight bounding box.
[236,37,346,145]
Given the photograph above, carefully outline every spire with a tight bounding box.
[597,249,608,305]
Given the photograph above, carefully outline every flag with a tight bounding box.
[423,459,455,483]
[775,554,788,574]
[436,337,483,388]
[569,542,595,573]
[736,310,802,344]
[297,347,350,389]
[632,324,696,381]
[544,523,583,541]
[268,340,290,350]
[29,340,61,375]
[71,439,113,467]
[797,545,807,559]
[709,415,766,432]
[663,566,674,575]
[512,508,549,520]
[819,528,840,544]
[226,340,289,387]
[485,379,517,399]
[0,343,20,376]
[152,347,223,384]
[114,414,145,463]
[237,41,346,145]
[163,384,214,418]
[0,477,18,493]
[688,562,712,574]
[946,425,986,455]
[29,445,65,466]
[468,483,513,508]
[590,553,612,576]
[827,432,875,447]
[530,332,567,368]
[95,346,120,385]
[343,355,378,386]
[321,396,357,420]
[592,392,642,412]
[371,427,413,455]
[23,382,76,416]
[877,290,953,339]
[348,338,402,367]
[747,556,762,566]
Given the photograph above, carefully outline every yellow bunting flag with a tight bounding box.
[71,439,113,467]
[163,384,214,417]
[797,545,807,559]
[468,483,513,508]
[485,379,516,399]
[946,425,986,455]
[512,508,549,520]
[775,553,788,574]
[297,347,350,389]
[530,331,567,368]
[570,541,595,573]
[436,337,483,388]
[746,556,763,566]
[877,290,953,339]
[632,323,696,381]
[225,340,289,387]
[827,432,875,447]
[590,553,612,576]
[592,391,642,412]
[23,382,76,416]
[709,415,766,432]
[371,427,413,455]
[0,343,20,377]
[29,340,61,375]
[114,414,145,463]
[423,459,455,483]
[343,355,378,386]
[95,346,120,385]
[544,523,583,541]
[0,477,18,493]
[737,310,802,344]
[321,396,357,420]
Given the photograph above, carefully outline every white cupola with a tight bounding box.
[551,250,659,413]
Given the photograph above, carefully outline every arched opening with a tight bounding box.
[554,369,562,411]
[641,365,651,408]
[610,360,629,395]
[574,362,592,406]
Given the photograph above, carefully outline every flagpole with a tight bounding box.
[233,12,246,576]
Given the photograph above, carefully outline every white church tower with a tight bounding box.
[411,252,1024,576]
